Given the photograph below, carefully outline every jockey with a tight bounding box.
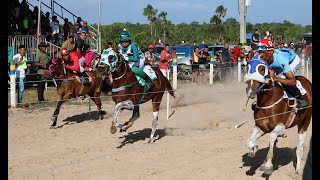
[117,29,154,92]
[257,39,307,109]
[60,48,90,84]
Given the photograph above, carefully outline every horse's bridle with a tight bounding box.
[111,54,128,81]
[254,79,287,109]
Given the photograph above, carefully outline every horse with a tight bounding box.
[46,57,109,128]
[244,54,312,175]
[102,48,175,143]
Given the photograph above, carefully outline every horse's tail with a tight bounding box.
[165,77,175,98]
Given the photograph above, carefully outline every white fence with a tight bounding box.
[8,35,61,62]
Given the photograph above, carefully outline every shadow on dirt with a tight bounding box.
[117,128,166,148]
[52,110,110,128]
[242,146,296,178]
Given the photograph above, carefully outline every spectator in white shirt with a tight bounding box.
[13,45,29,108]
[50,15,60,45]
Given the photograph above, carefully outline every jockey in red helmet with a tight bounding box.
[258,39,307,109]
[59,48,81,73]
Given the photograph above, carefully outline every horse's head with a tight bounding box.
[244,54,270,99]
[100,48,124,73]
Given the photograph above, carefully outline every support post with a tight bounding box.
[10,64,16,108]
[172,55,177,89]
[239,0,247,44]
[306,58,309,79]
[238,57,241,82]
[209,55,214,84]
[167,69,170,120]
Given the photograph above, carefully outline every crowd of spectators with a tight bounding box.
[8,0,95,47]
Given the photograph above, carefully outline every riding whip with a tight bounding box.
[242,97,250,113]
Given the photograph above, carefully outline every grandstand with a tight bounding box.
[8,0,101,88]
[8,0,100,60]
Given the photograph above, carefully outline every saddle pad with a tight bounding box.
[135,74,157,87]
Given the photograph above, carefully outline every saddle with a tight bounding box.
[74,71,92,86]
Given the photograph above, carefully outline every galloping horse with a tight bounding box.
[244,54,312,175]
[103,48,175,143]
[47,57,108,128]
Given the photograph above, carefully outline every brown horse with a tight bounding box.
[102,48,175,143]
[48,57,108,128]
[244,55,312,175]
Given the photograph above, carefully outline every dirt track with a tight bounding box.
[8,82,312,180]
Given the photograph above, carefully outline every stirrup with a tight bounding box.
[296,99,307,109]
[145,81,153,92]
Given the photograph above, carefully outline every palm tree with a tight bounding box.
[143,4,158,37]
[158,11,168,44]
[216,5,227,19]
[210,5,227,43]
[210,15,221,27]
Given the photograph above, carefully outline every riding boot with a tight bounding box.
[81,71,90,84]
[143,74,154,92]
[291,88,307,109]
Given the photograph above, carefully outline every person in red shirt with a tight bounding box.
[304,42,312,59]
[233,43,242,63]
[160,44,171,77]
[60,47,91,83]
[171,48,177,59]
[60,48,81,73]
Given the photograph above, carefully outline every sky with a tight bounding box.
[28,0,312,26]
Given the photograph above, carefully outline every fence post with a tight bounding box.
[306,58,309,79]
[238,57,241,82]
[209,55,214,85]
[167,69,170,120]
[10,64,16,108]
[172,56,177,89]
[301,57,305,76]
[88,97,91,116]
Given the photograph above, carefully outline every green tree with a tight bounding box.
[158,11,168,44]
[143,4,158,37]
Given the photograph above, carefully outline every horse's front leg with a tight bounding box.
[50,94,70,128]
[110,100,134,134]
[262,123,285,175]
[295,131,307,174]
[247,125,265,157]
[120,105,140,132]
[148,111,159,143]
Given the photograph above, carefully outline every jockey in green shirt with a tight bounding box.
[117,29,154,92]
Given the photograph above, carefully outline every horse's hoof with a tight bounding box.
[263,165,273,175]
[110,125,117,134]
[51,116,57,122]
[148,138,153,143]
[248,152,255,158]
[121,121,133,132]
[259,164,265,171]
[50,125,55,129]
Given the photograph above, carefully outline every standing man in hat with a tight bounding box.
[80,21,96,38]
[35,42,50,102]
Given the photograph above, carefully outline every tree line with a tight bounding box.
[91,4,312,48]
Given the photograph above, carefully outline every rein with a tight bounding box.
[255,81,294,109]
[113,62,127,81]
